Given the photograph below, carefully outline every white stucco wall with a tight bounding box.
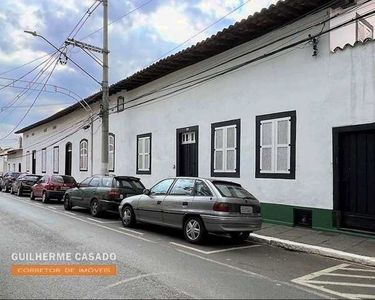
[6,150,23,172]
[18,8,375,212]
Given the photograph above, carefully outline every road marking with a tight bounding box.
[324,273,375,279]
[176,249,331,299]
[293,264,375,300]
[63,211,76,216]
[170,241,262,255]
[47,206,57,210]
[118,227,144,236]
[306,280,375,288]
[87,218,120,224]
[342,268,375,273]
[5,195,154,243]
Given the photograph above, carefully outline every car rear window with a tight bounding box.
[213,182,255,199]
[25,175,41,181]
[52,176,76,183]
[11,172,21,178]
[114,178,144,190]
[102,177,113,187]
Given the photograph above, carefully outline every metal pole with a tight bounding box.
[101,0,109,175]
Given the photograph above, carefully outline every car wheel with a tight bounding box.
[64,195,72,211]
[229,231,251,242]
[4,185,9,193]
[121,205,136,228]
[42,191,49,204]
[183,216,206,244]
[17,187,22,197]
[90,199,101,217]
[10,186,13,194]
[30,190,35,200]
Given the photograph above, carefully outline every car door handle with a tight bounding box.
[157,200,162,204]
[182,202,188,206]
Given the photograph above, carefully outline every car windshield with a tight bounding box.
[52,176,76,184]
[115,178,144,190]
[213,182,255,199]
[25,175,41,181]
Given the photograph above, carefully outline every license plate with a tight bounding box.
[240,206,253,214]
[61,187,69,191]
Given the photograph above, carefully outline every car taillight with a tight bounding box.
[46,184,55,190]
[213,202,230,212]
[108,188,121,198]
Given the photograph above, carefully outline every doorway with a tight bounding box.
[176,126,198,177]
[32,150,36,174]
[65,142,72,176]
[333,124,375,232]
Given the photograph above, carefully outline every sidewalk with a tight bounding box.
[249,223,375,267]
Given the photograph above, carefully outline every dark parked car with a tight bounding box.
[119,177,262,244]
[0,172,25,192]
[63,175,145,217]
[10,174,42,196]
[30,174,77,203]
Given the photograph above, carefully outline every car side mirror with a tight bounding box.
[75,183,80,188]
[143,189,150,195]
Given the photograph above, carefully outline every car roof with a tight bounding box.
[91,174,141,181]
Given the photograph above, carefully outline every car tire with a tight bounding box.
[30,190,35,200]
[90,199,101,217]
[121,205,136,228]
[183,216,206,244]
[17,187,22,197]
[4,185,9,193]
[42,191,49,204]
[10,186,14,194]
[64,195,72,211]
[229,231,251,242]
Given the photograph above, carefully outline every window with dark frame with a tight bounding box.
[255,110,296,179]
[136,133,151,175]
[53,146,59,174]
[26,151,30,172]
[41,148,47,173]
[117,96,125,112]
[79,139,88,171]
[211,119,241,178]
[108,133,115,172]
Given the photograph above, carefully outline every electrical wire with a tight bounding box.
[80,0,156,41]
[106,6,375,113]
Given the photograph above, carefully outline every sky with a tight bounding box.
[0,0,277,149]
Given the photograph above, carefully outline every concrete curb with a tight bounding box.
[249,233,375,267]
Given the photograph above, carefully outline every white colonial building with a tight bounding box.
[15,0,375,234]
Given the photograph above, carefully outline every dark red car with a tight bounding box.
[30,174,77,203]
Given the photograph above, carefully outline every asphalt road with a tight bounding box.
[0,192,374,299]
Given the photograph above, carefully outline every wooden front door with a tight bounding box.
[334,125,375,232]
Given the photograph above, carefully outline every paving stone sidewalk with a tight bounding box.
[254,223,375,258]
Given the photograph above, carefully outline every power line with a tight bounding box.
[149,0,254,64]
[80,0,156,41]
[0,57,61,140]
[107,6,375,113]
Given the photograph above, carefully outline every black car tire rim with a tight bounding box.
[91,201,98,215]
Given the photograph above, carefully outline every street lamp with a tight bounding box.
[24,29,98,176]
[24,30,100,85]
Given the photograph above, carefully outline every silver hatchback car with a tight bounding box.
[119,177,262,244]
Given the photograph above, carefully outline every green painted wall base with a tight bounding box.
[260,202,375,239]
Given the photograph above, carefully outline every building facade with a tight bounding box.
[15,0,375,234]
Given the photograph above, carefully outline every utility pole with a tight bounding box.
[64,0,109,175]
[101,0,109,175]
